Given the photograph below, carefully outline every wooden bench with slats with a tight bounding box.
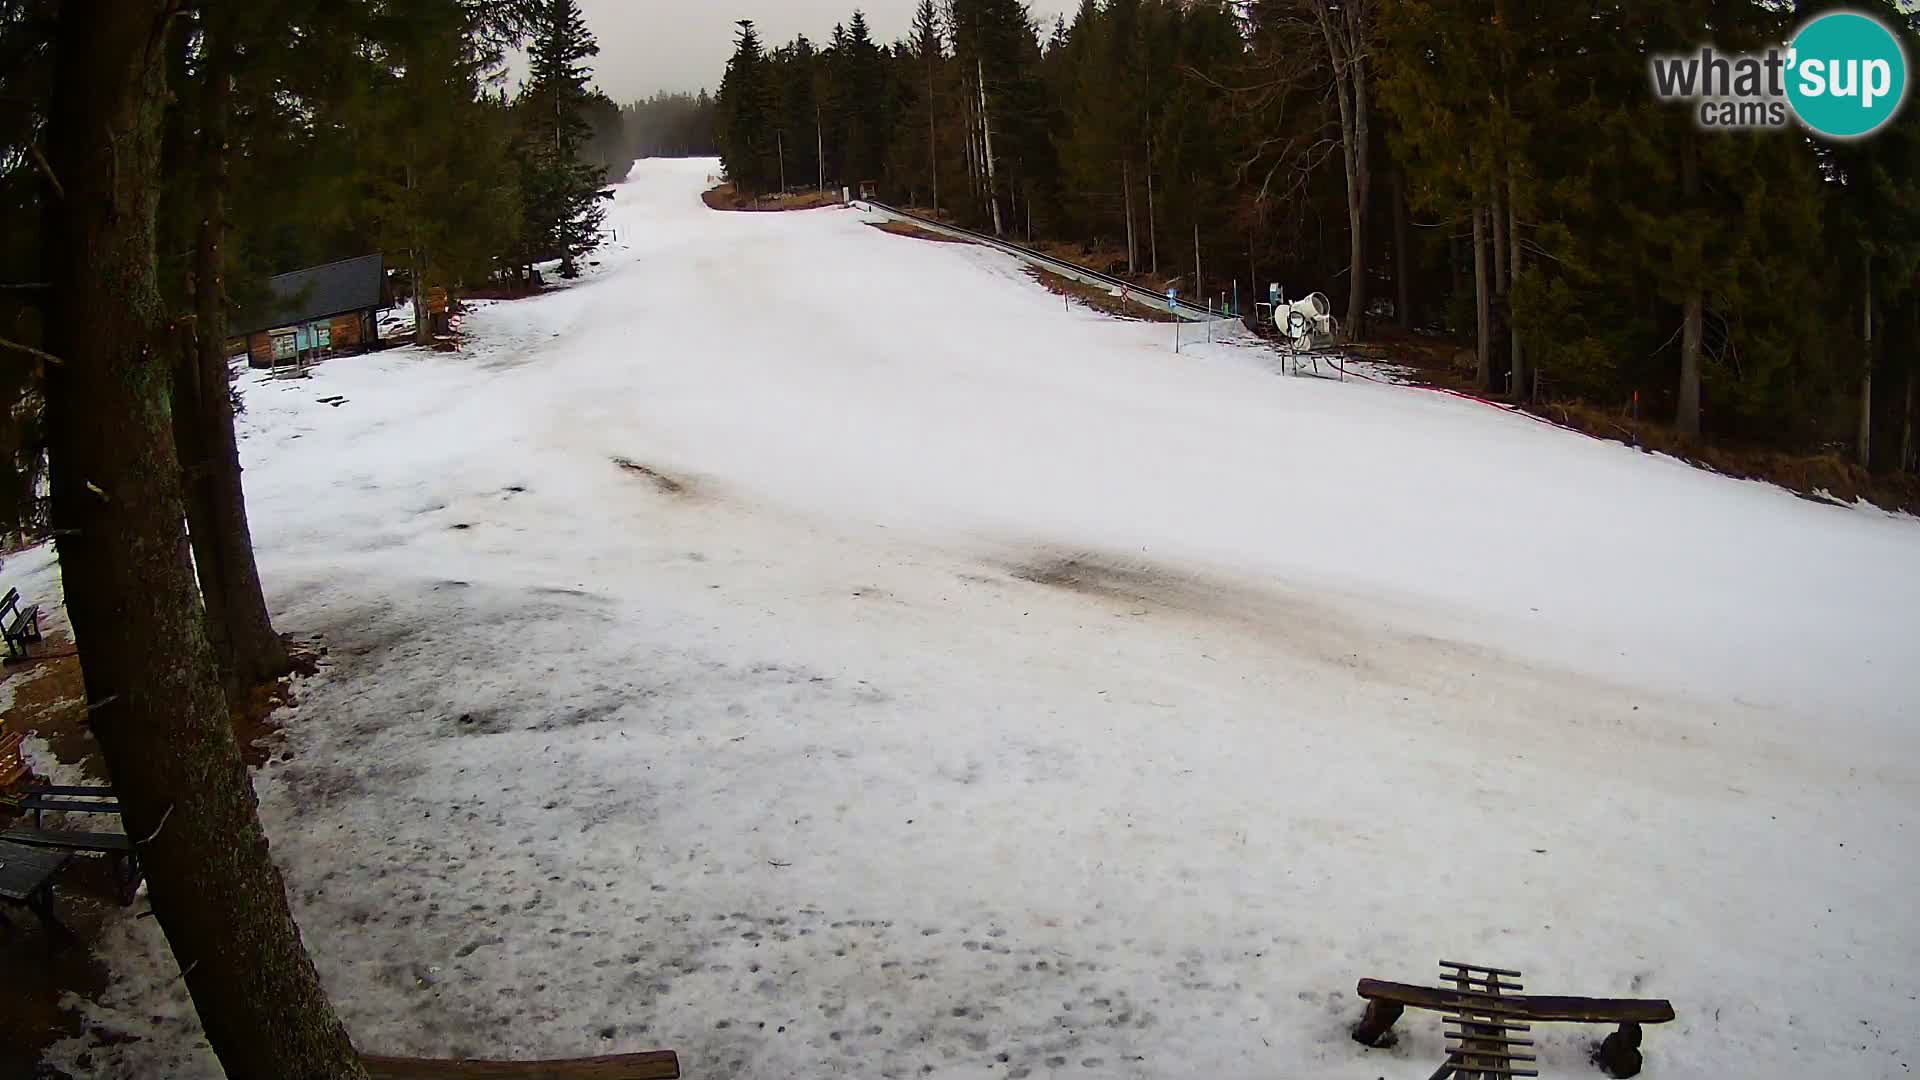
[1354,963,1675,1078]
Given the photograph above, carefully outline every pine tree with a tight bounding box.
[718,20,778,194]
[518,0,612,278]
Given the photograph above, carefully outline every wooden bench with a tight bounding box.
[1,587,41,661]
[1355,975,1675,1078]
[362,1050,680,1079]
[0,729,26,791]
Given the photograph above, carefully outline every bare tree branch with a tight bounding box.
[0,333,63,366]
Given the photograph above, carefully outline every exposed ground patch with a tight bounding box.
[1024,268,1178,323]
[866,220,970,244]
[702,184,839,213]
[612,457,690,495]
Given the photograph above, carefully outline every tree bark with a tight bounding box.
[1473,200,1491,391]
[1392,170,1411,328]
[1123,159,1136,275]
[1491,175,1509,299]
[42,5,368,1079]
[1145,137,1158,276]
[1859,254,1873,469]
[1508,171,1525,404]
[180,14,290,696]
[1195,221,1203,306]
[1901,367,1913,473]
[1677,136,1702,440]
[926,44,939,213]
[1679,294,1704,440]
[977,57,1003,237]
[1317,2,1371,340]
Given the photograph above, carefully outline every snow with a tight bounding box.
[33,157,1920,1079]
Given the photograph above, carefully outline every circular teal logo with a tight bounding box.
[1787,11,1908,139]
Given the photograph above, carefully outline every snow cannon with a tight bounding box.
[1283,292,1336,346]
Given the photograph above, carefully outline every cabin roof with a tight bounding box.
[234,254,384,335]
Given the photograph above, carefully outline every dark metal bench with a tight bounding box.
[0,837,75,942]
[1,586,41,661]
[362,1050,681,1079]
[20,790,122,828]
[1355,966,1675,1078]
[0,827,141,904]
[9,784,142,903]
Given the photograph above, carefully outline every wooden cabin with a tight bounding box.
[229,254,386,369]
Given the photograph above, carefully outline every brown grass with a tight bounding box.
[1025,267,1180,323]
[867,220,971,244]
[702,183,839,213]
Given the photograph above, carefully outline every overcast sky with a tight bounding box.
[572,1,1081,102]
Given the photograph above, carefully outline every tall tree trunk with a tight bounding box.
[1491,177,1509,298]
[977,57,1003,236]
[1145,137,1158,276]
[1473,201,1491,391]
[1491,175,1508,393]
[1392,170,1411,328]
[1859,254,1873,468]
[179,16,289,696]
[412,248,430,347]
[1195,221,1203,306]
[1123,159,1136,274]
[1901,367,1913,473]
[1318,5,1371,340]
[43,6,368,1078]
[1508,171,1525,404]
[409,153,430,348]
[1678,295,1704,440]
[1677,136,1702,440]
[926,50,939,213]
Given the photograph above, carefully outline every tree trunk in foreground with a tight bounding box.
[180,16,290,696]
[43,6,368,1079]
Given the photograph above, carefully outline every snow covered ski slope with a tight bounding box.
[39,158,1920,1078]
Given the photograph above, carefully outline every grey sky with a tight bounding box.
[573,0,1080,102]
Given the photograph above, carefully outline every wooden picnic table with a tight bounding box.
[0,838,74,939]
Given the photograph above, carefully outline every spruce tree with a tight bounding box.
[719,20,778,195]
[518,0,611,278]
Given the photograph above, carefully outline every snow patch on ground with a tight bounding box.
[36,158,1920,1080]
[20,734,98,789]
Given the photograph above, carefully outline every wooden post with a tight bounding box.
[1598,1021,1645,1079]
[1351,1000,1404,1046]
